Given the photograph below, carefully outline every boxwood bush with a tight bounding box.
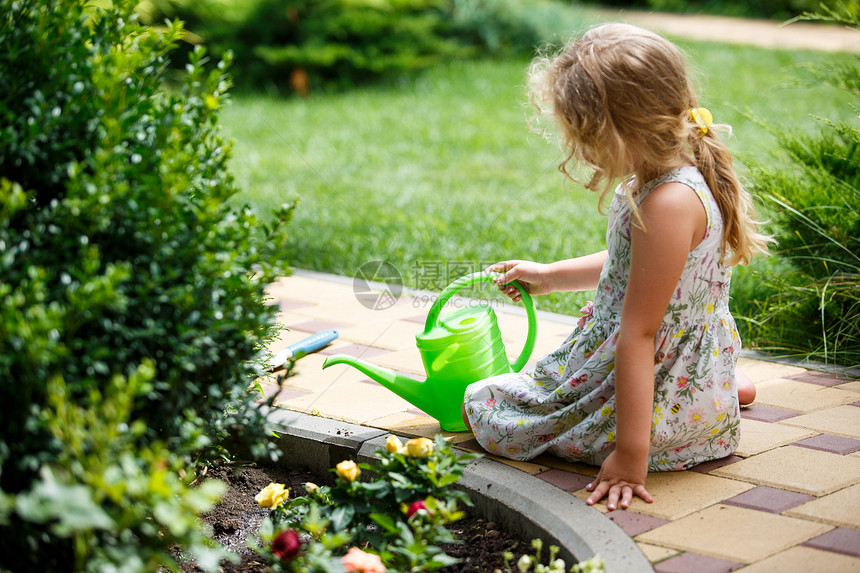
[136,0,589,94]
[0,0,292,569]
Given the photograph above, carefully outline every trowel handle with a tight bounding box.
[423,271,537,372]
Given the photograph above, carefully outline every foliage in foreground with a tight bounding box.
[740,1,860,367]
[502,539,605,573]
[255,435,476,572]
[0,0,292,570]
[248,434,605,573]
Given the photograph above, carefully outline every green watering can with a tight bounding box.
[322,271,538,431]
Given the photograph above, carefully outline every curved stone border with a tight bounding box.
[262,407,653,573]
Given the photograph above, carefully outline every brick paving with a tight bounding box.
[261,270,860,572]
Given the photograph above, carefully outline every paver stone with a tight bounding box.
[712,446,860,496]
[784,483,860,529]
[635,504,832,563]
[732,546,860,572]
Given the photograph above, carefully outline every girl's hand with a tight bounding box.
[585,449,653,511]
[487,260,554,301]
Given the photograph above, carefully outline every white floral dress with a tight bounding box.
[464,167,742,471]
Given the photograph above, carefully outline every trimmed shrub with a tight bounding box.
[0,0,292,569]
[136,0,589,94]
[138,0,466,94]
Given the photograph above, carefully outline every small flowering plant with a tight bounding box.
[251,433,479,572]
[502,540,605,573]
[253,503,354,573]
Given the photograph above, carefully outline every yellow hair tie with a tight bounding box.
[688,107,713,137]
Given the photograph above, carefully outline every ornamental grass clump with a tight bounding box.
[737,2,859,368]
[250,434,479,572]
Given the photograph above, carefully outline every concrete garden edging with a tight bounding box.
[262,407,653,573]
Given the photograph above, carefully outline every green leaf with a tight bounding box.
[14,467,114,535]
[330,504,356,531]
[187,541,238,573]
[361,480,390,491]
[368,512,398,533]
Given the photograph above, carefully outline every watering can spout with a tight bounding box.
[322,354,442,422]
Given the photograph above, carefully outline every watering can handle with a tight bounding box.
[423,271,537,372]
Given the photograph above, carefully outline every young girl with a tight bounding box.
[461,23,770,511]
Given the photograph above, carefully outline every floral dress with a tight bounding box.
[464,167,742,472]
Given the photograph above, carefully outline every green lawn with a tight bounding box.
[221,37,856,316]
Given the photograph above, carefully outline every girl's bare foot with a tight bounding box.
[737,369,756,406]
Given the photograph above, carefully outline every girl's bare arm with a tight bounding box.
[490,251,608,301]
[586,182,707,510]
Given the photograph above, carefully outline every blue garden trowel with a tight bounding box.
[267,330,339,373]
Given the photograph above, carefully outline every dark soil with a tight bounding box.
[177,463,532,572]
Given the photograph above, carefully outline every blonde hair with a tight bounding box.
[530,23,770,265]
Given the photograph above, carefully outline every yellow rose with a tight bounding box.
[255,482,290,509]
[404,437,434,458]
[385,435,404,454]
[304,482,320,495]
[336,460,361,482]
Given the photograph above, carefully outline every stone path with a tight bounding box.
[597,9,859,53]
[261,270,860,573]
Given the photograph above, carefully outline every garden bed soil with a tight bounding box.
[178,463,533,572]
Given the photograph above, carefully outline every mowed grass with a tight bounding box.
[221,35,856,315]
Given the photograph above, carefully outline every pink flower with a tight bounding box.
[504,444,522,456]
[677,376,689,389]
[688,408,706,424]
[577,301,594,329]
[406,499,430,518]
[485,398,496,408]
[272,529,301,561]
[341,547,386,573]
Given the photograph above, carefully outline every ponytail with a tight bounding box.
[688,118,772,265]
